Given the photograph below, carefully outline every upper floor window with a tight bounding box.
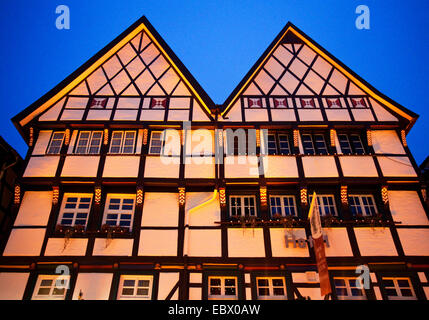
[75,131,103,154]
[348,195,378,216]
[102,194,136,230]
[117,275,153,300]
[58,193,93,228]
[256,277,287,300]
[47,132,65,154]
[310,194,338,216]
[229,195,257,217]
[266,132,291,155]
[149,131,163,155]
[269,195,297,217]
[109,131,136,154]
[338,133,365,155]
[334,277,366,300]
[301,133,328,155]
[382,278,416,300]
[32,274,69,300]
[208,276,238,300]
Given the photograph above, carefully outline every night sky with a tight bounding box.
[0,1,428,163]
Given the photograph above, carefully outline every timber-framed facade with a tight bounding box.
[0,16,428,301]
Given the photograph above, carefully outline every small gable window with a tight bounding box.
[90,97,109,109]
[350,97,368,108]
[246,97,264,108]
[272,97,289,108]
[326,98,342,108]
[150,97,168,109]
[299,98,316,108]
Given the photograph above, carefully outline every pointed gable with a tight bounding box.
[221,22,417,126]
[13,16,214,138]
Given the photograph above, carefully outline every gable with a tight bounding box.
[13,16,214,134]
[221,23,417,126]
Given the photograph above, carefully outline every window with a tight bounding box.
[75,131,103,154]
[208,276,238,300]
[299,98,316,108]
[350,97,368,108]
[301,133,328,155]
[229,196,257,217]
[246,97,264,108]
[103,194,136,230]
[269,196,296,216]
[58,194,93,228]
[256,277,287,300]
[325,98,343,109]
[266,132,291,155]
[32,275,70,300]
[149,97,167,109]
[382,278,416,300]
[348,195,378,216]
[109,131,136,154]
[225,130,257,156]
[149,131,163,155]
[272,97,289,108]
[334,277,366,300]
[310,194,337,216]
[46,132,65,154]
[338,133,365,155]
[117,275,153,300]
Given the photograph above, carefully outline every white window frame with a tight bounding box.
[256,277,287,300]
[208,276,238,300]
[310,194,338,216]
[229,195,257,217]
[74,130,103,154]
[32,274,70,300]
[148,131,164,155]
[109,130,136,154]
[57,193,93,228]
[102,194,136,230]
[348,195,378,216]
[382,277,417,300]
[269,195,297,217]
[46,132,65,154]
[333,277,367,300]
[117,275,153,300]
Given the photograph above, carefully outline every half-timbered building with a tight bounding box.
[1,16,428,300]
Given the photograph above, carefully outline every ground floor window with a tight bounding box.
[333,277,366,300]
[117,275,153,300]
[256,277,287,300]
[382,277,416,300]
[32,274,70,300]
[208,276,238,300]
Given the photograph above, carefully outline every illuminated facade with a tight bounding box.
[0,16,428,300]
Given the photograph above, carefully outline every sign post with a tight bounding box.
[308,192,332,297]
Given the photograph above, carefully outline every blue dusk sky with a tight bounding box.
[0,1,428,163]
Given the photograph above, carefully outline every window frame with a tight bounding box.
[57,193,93,228]
[102,194,136,230]
[382,277,417,300]
[229,195,257,218]
[117,275,153,300]
[108,130,137,154]
[32,274,70,300]
[148,130,164,155]
[333,277,367,300]
[266,131,292,155]
[337,133,366,155]
[74,130,103,154]
[269,195,297,217]
[208,276,238,300]
[255,277,287,300]
[46,131,65,155]
[309,194,338,216]
[348,194,378,216]
[301,133,329,155]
